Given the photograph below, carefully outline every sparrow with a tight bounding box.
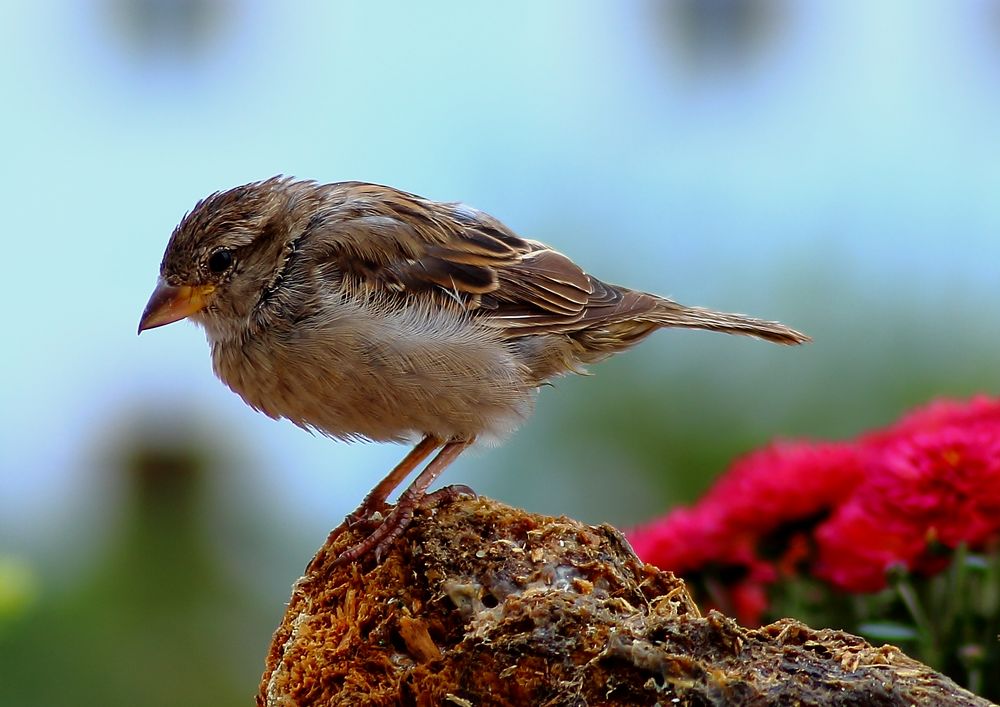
[139,177,809,564]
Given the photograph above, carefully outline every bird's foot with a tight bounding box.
[329,501,415,568]
[422,483,477,507]
[329,484,478,568]
[344,505,386,531]
[305,504,385,574]
[314,440,473,571]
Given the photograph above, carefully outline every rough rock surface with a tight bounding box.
[258,495,993,706]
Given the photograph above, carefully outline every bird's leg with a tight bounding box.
[308,436,441,574]
[332,439,472,567]
[344,434,442,528]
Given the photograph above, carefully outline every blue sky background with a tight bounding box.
[3,0,1000,584]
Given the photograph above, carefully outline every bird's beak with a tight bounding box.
[138,279,215,334]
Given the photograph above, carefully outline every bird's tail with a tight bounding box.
[647,297,810,346]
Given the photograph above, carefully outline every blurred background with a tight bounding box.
[2,1,999,704]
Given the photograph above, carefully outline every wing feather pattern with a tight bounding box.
[306,182,639,337]
[300,181,807,346]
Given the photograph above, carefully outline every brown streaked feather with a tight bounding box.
[320,182,524,260]
[302,181,809,347]
[493,250,592,316]
[306,183,606,327]
[393,258,499,294]
[641,299,810,345]
[484,281,646,335]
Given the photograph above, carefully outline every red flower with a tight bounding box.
[628,441,864,623]
[815,423,1000,592]
[628,505,747,575]
[631,395,1000,606]
[812,498,924,592]
[862,395,1000,450]
[699,441,864,535]
[629,441,862,572]
[726,580,771,627]
[629,504,775,624]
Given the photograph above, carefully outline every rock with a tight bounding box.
[258,495,993,706]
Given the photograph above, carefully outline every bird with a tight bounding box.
[139,176,809,564]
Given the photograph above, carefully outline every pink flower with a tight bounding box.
[816,423,1000,592]
[700,441,864,535]
[631,395,1000,607]
[629,441,862,572]
[629,505,748,575]
[862,395,1000,450]
[727,580,771,627]
[629,503,775,624]
[629,441,864,623]
[812,498,924,592]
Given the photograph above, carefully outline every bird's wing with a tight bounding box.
[308,182,651,336]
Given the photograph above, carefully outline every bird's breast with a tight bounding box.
[209,299,537,443]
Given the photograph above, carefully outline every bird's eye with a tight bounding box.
[207,249,234,274]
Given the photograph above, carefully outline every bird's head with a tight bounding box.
[138,176,315,339]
